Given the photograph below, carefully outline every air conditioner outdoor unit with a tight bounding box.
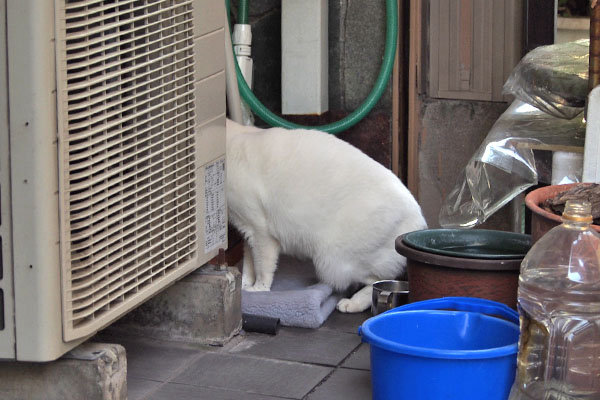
[0,0,227,361]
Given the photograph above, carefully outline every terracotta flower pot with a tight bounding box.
[396,230,532,309]
[525,183,600,243]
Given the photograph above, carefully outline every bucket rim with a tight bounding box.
[382,296,519,324]
[359,310,518,360]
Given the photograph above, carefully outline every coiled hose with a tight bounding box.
[228,0,398,134]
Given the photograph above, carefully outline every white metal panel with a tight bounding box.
[195,29,225,80]
[195,71,226,125]
[194,2,227,258]
[0,0,15,360]
[7,0,76,361]
[194,0,226,37]
[196,115,226,169]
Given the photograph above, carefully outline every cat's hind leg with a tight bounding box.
[245,233,280,292]
[336,278,376,313]
[241,241,256,289]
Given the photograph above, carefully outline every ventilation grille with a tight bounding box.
[56,0,198,340]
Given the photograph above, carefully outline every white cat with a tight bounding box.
[226,119,427,312]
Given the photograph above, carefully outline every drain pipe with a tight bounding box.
[225,12,244,124]
[232,20,255,125]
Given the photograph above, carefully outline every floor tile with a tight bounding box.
[306,368,372,400]
[172,352,332,399]
[120,339,204,381]
[231,327,361,366]
[321,310,371,334]
[146,382,283,400]
[127,377,162,400]
[341,343,371,370]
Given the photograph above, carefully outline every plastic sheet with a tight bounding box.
[439,100,586,228]
[502,40,589,120]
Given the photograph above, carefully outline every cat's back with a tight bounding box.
[227,121,392,186]
[226,120,419,216]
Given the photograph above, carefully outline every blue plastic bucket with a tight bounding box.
[358,297,519,400]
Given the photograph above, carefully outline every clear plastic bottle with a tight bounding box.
[509,200,600,400]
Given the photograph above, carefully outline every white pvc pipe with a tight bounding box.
[225,15,244,124]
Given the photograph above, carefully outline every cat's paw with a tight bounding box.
[336,298,365,313]
[244,284,271,292]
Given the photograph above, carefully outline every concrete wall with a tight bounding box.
[328,1,392,112]
[416,98,512,229]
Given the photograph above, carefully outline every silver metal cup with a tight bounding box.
[371,280,409,315]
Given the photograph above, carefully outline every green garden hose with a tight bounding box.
[238,0,249,25]
[230,0,398,134]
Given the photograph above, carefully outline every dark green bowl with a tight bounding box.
[402,229,531,260]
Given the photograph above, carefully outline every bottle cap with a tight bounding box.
[562,200,593,223]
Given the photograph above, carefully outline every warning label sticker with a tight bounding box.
[204,158,226,253]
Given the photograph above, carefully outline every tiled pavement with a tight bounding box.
[97,310,373,400]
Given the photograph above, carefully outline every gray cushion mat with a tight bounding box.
[241,256,341,329]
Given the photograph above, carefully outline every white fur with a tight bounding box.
[226,119,427,312]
